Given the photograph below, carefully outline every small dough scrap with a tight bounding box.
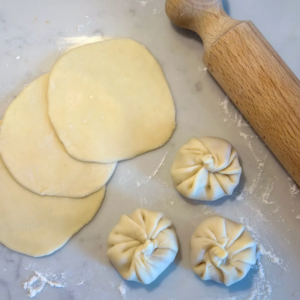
[171,137,242,201]
[48,39,176,163]
[0,74,116,197]
[107,208,178,284]
[190,216,257,286]
[0,150,105,257]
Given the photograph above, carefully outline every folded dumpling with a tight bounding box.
[190,216,257,286]
[171,137,242,201]
[107,208,178,284]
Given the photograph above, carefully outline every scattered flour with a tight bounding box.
[288,177,300,197]
[148,151,168,180]
[77,24,84,32]
[257,245,284,269]
[198,66,208,72]
[245,259,272,300]
[138,0,148,7]
[86,16,91,26]
[118,281,131,299]
[23,272,65,298]
[261,181,275,205]
[236,193,245,201]
[296,215,300,220]
[77,16,91,32]
[219,96,230,117]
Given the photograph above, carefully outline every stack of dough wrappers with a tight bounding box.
[0,39,176,257]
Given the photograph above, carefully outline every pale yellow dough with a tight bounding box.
[107,208,178,284]
[48,39,176,163]
[190,216,257,286]
[171,137,242,201]
[0,74,116,197]
[0,147,105,257]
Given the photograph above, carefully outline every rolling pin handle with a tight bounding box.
[165,0,241,51]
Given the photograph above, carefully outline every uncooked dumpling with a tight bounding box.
[171,137,242,201]
[48,39,176,163]
[0,74,116,197]
[190,216,257,286]
[107,208,178,284]
[0,149,105,257]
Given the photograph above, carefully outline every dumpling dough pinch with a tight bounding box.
[107,208,178,284]
[48,38,176,163]
[0,141,106,257]
[171,137,242,201]
[190,216,257,286]
[0,74,116,197]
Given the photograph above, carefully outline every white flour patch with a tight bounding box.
[23,272,65,298]
[138,0,148,7]
[134,151,169,188]
[77,24,84,32]
[118,281,131,299]
[86,16,91,26]
[296,215,300,220]
[219,96,230,119]
[201,205,221,216]
[261,181,275,204]
[198,66,208,72]
[245,259,272,300]
[258,245,285,269]
[76,280,84,286]
[139,195,148,207]
[148,151,168,180]
[288,177,300,197]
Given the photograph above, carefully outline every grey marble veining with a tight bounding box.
[0,0,300,299]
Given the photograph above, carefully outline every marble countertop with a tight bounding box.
[1,0,300,299]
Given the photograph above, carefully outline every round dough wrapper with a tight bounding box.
[107,208,178,284]
[48,39,176,163]
[190,216,257,286]
[0,150,106,257]
[0,74,116,197]
[171,137,242,201]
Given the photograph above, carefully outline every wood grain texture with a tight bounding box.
[204,21,300,184]
[166,0,300,186]
[165,0,241,51]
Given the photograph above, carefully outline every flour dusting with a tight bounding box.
[86,16,91,26]
[118,281,131,299]
[288,177,300,197]
[245,259,272,300]
[261,181,275,205]
[258,245,284,269]
[138,0,148,7]
[198,66,208,72]
[23,272,65,298]
[148,151,168,180]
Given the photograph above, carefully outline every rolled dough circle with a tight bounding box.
[0,150,105,257]
[48,39,176,163]
[0,74,116,197]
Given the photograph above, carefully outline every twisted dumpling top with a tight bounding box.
[190,216,257,286]
[171,137,242,201]
[107,208,178,284]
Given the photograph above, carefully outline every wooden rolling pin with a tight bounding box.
[166,0,300,186]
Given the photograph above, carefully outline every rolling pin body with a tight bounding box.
[166,0,300,186]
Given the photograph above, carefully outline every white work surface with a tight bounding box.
[0,0,300,299]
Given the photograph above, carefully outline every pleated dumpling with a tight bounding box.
[171,137,242,201]
[190,216,257,286]
[107,208,178,284]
